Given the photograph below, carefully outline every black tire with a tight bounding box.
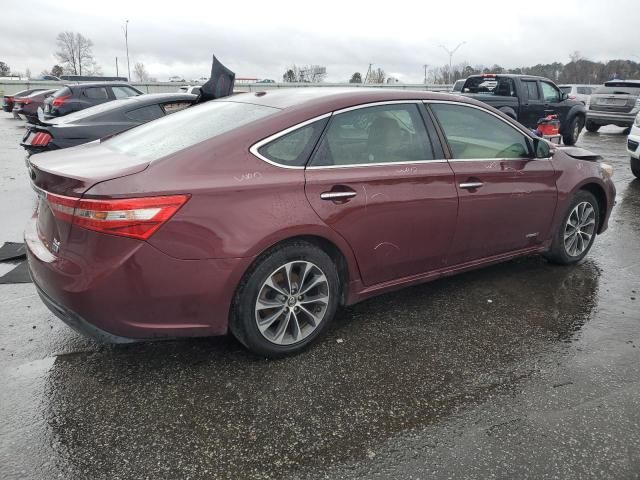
[622,127,632,135]
[230,240,340,357]
[585,120,600,133]
[544,190,600,265]
[631,157,640,179]
[562,116,583,146]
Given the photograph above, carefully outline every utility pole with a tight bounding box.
[124,20,131,81]
[423,64,428,84]
[439,42,466,84]
[115,57,119,77]
[364,63,372,84]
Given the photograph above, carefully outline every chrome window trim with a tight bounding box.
[249,112,332,170]
[306,159,448,170]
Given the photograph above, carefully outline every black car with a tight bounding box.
[42,82,143,119]
[461,74,587,145]
[22,93,196,155]
[2,88,47,112]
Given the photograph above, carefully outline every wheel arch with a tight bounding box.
[577,182,607,233]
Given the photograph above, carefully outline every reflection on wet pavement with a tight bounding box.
[1,121,639,479]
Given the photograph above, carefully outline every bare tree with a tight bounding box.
[282,64,327,82]
[133,62,149,82]
[367,67,386,84]
[25,68,32,79]
[55,32,100,75]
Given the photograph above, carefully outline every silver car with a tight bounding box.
[586,80,640,132]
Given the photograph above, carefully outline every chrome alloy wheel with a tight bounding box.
[255,261,330,345]
[564,201,596,257]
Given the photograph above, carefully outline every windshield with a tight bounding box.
[103,100,278,160]
[594,86,640,95]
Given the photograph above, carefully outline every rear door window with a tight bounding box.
[257,118,328,167]
[125,104,164,122]
[524,80,540,101]
[83,87,109,100]
[310,103,434,167]
[162,101,193,114]
[430,103,531,159]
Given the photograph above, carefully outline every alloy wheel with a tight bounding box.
[564,201,596,257]
[255,261,330,345]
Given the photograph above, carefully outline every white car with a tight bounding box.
[559,84,597,106]
[628,112,640,179]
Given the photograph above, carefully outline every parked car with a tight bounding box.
[451,78,465,93]
[2,88,48,112]
[21,93,196,155]
[558,84,597,106]
[461,74,587,145]
[257,79,276,83]
[586,80,640,133]
[628,112,640,178]
[13,89,57,123]
[42,82,143,119]
[179,85,201,95]
[26,89,615,356]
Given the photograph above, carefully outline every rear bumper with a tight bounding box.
[587,110,637,127]
[25,216,252,341]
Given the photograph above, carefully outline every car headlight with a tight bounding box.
[635,112,640,127]
[600,162,614,178]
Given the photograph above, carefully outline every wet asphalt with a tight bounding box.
[0,114,639,480]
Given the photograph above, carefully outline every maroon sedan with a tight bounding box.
[13,89,57,123]
[26,89,616,356]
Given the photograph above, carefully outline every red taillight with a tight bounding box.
[52,95,70,107]
[31,132,52,146]
[46,193,190,240]
[482,74,497,78]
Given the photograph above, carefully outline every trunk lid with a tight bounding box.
[28,141,151,255]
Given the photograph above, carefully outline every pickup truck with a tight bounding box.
[459,74,587,145]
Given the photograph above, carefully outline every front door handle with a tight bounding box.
[459,182,484,190]
[320,190,357,200]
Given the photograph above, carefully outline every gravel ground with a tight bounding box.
[0,113,639,480]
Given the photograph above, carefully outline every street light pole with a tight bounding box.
[439,42,466,84]
[124,20,131,81]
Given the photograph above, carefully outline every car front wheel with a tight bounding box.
[544,190,600,265]
[230,241,340,357]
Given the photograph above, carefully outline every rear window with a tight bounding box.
[52,87,71,98]
[104,100,278,160]
[559,86,572,94]
[462,77,516,97]
[594,86,640,95]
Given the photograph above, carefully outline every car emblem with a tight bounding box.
[52,239,61,254]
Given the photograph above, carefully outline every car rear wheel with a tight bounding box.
[562,116,583,145]
[631,157,640,179]
[544,190,599,265]
[230,241,339,357]
[585,121,600,133]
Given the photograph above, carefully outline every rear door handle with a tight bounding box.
[320,191,357,200]
[459,182,484,190]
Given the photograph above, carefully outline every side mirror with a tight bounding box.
[561,92,569,101]
[534,138,551,158]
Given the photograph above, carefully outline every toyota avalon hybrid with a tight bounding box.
[26,89,616,356]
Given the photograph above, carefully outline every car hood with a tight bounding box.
[556,146,602,162]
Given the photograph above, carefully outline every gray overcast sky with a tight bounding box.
[2,0,638,82]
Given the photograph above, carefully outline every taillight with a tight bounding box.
[31,132,52,146]
[52,95,70,107]
[46,193,189,240]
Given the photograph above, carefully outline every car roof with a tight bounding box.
[227,87,481,112]
[65,82,138,88]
